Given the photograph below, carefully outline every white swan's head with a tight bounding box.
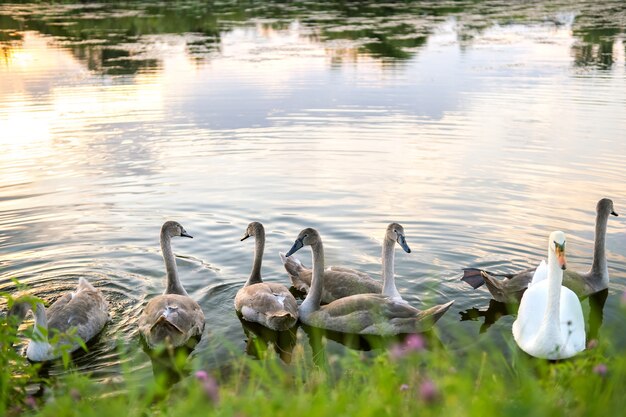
[597,198,618,217]
[386,223,411,253]
[285,227,320,257]
[161,221,193,239]
[241,221,264,241]
[549,231,567,270]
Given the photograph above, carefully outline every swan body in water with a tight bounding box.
[138,221,204,349]
[512,231,585,359]
[10,278,109,362]
[235,222,298,331]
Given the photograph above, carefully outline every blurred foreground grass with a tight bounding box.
[2,290,625,417]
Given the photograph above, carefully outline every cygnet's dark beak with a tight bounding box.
[181,231,193,239]
[240,233,251,242]
[611,210,618,216]
[286,238,304,257]
[397,234,411,253]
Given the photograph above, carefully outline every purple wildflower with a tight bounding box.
[593,363,608,377]
[389,334,426,360]
[195,370,220,404]
[400,384,410,392]
[404,334,425,352]
[419,379,439,404]
[195,370,209,380]
[587,339,598,350]
[24,396,37,409]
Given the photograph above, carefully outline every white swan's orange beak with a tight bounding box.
[555,245,567,270]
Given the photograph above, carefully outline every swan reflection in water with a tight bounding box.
[237,317,298,363]
[587,289,608,341]
[459,288,609,339]
[459,300,514,334]
[300,323,443,369]
[13,330,113,401]
[141,334,201,392]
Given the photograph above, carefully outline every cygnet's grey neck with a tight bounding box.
[246,228,265,286]
[300,241,325,314]
[590,209,609,281]
[161,232,188,296]
[382,237,402,299]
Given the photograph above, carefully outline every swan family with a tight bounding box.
[6,198,617,361]
[462,198,618,302]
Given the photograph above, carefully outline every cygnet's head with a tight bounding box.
[161,221,193,239]
[386,222,411,253]
[241,221,264,241]
[285,228,321,257]
[597,198,618,217]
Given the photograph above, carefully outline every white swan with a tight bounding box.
[138,221,205,349]
[512,231,585,359]
[285,228,454,335]
[9,278,109,362]
[235,222,298,331]
[280,223,411,303]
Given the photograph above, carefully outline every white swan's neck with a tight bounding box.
[536,249,564,348]
[300,241,324,315]
[28,303,53,360]
[161,232,188,296]
[246,229,265,286]
[382,237,401,299]
[591,210,609,281]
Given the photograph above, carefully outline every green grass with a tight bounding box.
[2,290,626,417]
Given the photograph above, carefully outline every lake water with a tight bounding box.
[1,0,625,383]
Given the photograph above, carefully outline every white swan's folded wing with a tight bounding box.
[529,260,548,286]
[512,280,548,346]
[559,287,586,353]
